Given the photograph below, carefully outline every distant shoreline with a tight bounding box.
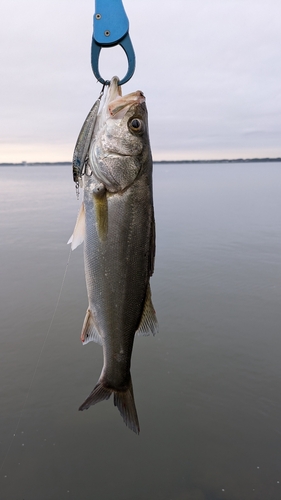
[0,158,281,166]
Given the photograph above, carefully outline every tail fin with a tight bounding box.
[78,376,140,435]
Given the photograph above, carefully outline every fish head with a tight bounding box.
[89,77,152,193]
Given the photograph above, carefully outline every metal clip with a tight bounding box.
[91,0,136,85]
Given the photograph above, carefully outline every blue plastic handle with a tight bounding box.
[91,0,136,85]
[94,0,129,45]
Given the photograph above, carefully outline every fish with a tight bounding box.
[69,76,158,434]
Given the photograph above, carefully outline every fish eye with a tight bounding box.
[128,118,143,133]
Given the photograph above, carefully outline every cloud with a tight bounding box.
[1,0,281,161]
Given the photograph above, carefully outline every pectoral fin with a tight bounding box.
[93,184,108,241]
[136,284,158,337]
[68,202,85,250]
[81,309,103,346]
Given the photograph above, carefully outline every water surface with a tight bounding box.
[1,163,281,499]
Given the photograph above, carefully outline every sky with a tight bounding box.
[1,0,281,162]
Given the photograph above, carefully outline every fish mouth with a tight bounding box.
[106,76,122,103]
[106,76,146,119]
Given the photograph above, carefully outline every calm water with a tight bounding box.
[1,163,281,500]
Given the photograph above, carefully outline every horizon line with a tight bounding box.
[1,157,281,166]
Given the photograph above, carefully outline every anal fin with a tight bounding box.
[136,284,158,337]
[81,309,103,345]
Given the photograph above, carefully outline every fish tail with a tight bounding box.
[78,376,140,435]
[113,377,140,435]
[78,383,112,411]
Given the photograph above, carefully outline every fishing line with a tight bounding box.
[0,245,72,475]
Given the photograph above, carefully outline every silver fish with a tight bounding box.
[69,77,158,434]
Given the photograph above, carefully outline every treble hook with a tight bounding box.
[91,0,136,86]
